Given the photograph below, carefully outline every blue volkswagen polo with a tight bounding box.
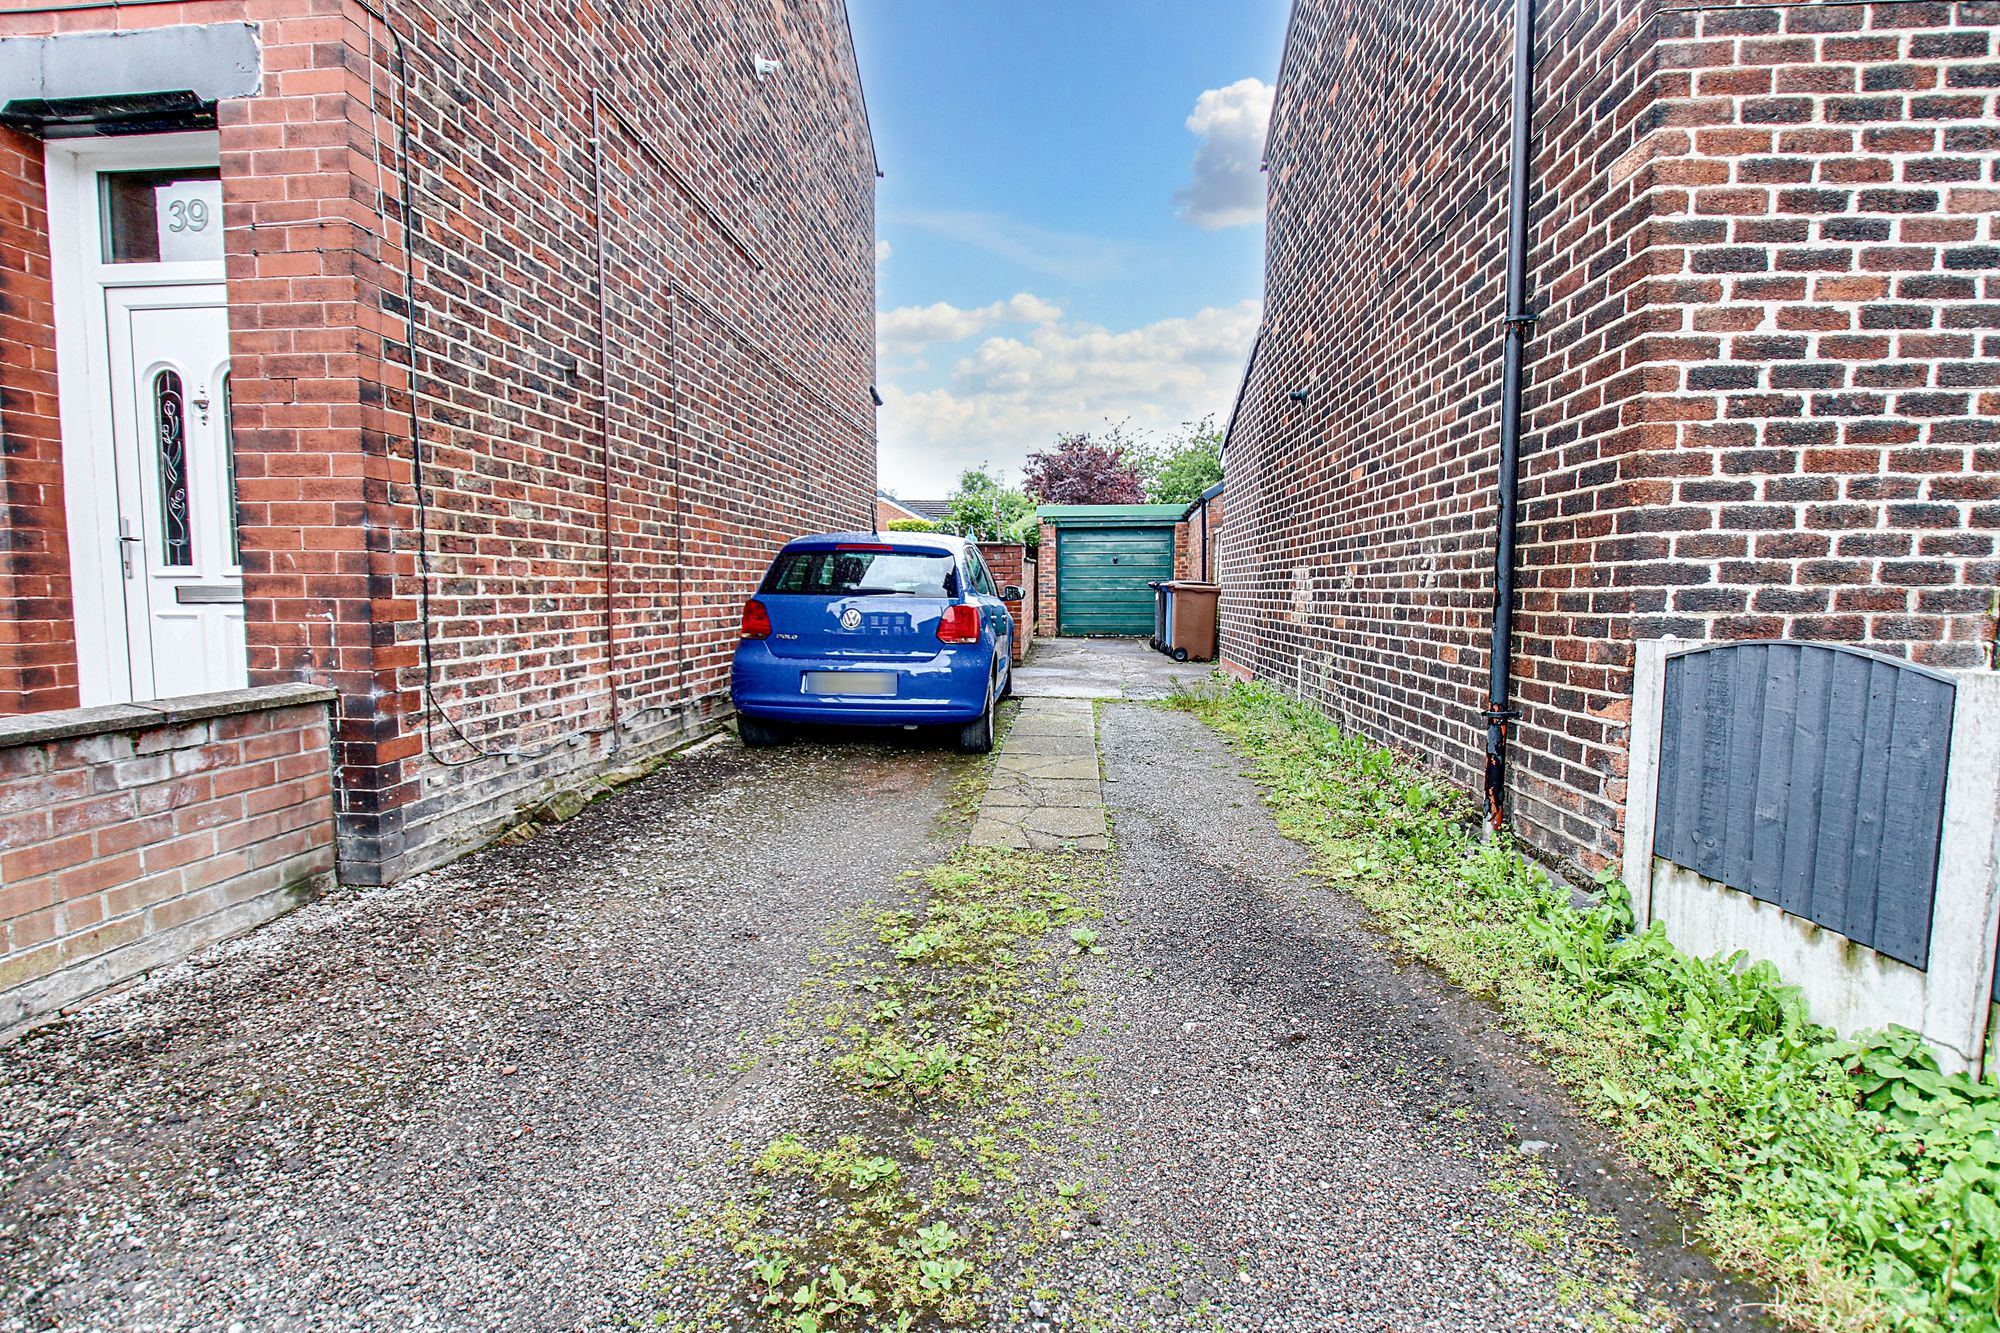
[730,531,1020,753]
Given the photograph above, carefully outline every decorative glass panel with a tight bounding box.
[154,370,192,566]
[220,372,239,564]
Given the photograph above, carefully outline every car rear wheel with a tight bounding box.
[738,713,783,747]
[955,680,996,754]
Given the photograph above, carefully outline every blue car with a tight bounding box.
[730,531,1021,753]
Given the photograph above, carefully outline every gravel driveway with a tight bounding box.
[1077,702,1770,1332]
[0,735,971,1332]
[1,665,1769,1332]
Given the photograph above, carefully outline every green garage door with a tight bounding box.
[1056,526,1176,635]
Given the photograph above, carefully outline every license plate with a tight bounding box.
[803,671,897,697]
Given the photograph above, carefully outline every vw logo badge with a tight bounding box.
[840,608,863,630]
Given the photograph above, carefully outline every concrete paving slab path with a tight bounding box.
[1010,636,1210,701]
[969,697,1107,851]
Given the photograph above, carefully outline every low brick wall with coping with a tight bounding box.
[0,683,339,1038]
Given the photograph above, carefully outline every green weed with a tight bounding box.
[1171,681,2000,1333]
[656,846,1112,1331]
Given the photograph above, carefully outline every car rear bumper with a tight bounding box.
[731,642,994,724]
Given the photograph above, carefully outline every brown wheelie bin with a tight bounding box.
[1160,581,1220,662]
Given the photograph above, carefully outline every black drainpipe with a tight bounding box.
[1483,0,1537,830]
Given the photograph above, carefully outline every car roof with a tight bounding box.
[782,529,967,553]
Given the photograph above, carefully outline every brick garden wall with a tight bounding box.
[1223,0,2000,875]
[0,685,337,1035]
[977,541,1034,661]
[0,0,877,883]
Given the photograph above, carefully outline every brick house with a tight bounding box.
[1222,0,1999,876]
[0,0,878,890]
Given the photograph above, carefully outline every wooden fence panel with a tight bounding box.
[1654,641,1955,970]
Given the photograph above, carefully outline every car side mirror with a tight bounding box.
[999,584,1025,601]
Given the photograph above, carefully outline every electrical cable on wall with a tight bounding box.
[354,0,866,768]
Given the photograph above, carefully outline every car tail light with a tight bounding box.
[937,603,979,644]
[740,599,772,640]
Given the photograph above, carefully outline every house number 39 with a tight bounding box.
[166,198,210,233]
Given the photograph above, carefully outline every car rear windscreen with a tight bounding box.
[761,548,958,598]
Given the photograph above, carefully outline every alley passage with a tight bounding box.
[0,642,1761,1332]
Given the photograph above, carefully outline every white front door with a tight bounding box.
[45,131,247,705]
[104,286,246,700]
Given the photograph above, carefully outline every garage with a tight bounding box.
[1041,505,1182,636]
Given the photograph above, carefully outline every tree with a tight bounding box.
[1020,426,1145,505]
[944,466,1037,545]
[1134,416,1223,506]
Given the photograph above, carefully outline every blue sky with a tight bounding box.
[847,1,1291,497]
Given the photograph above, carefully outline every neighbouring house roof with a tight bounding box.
[1218,330,1262,460]
[877,492,951,522]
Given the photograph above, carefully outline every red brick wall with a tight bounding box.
[0,0,877,882]
[0,687,337,1035]
[977,541,1033,661]
[342,0,875,878]
[1169,497,1227,582]
[0,125,77,716]
[1036,522,1061,636]
[1198,494,1225,583]
[1223,0,2000,876]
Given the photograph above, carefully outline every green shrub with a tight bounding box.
[1172,680,2000,1333]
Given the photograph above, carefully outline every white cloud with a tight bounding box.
[1174,77,1274,230]
[875,239,892,265]
[878,293,1063,355]
[890,210,1136,283]
[877,299,1261,495]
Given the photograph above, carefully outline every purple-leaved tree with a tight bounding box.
[1021,430,1146,505]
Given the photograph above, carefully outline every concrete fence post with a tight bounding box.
[1620,637,1676,931]
[1920,670,2000,1073]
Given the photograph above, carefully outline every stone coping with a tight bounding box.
[0,683,337,748]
